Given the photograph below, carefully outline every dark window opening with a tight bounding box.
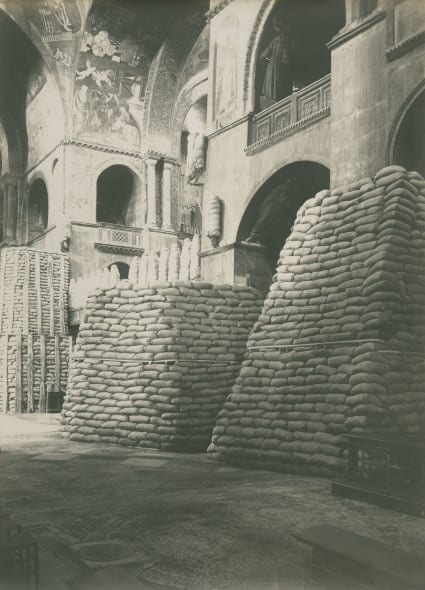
[255,0,345,111]
[28,178,48,241]
[108,261,129,279]
[96,165,134,225]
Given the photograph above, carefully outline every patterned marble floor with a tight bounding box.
[0,415,424,590]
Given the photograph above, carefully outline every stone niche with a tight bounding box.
[209,166,425,476]
[61,281,263,451]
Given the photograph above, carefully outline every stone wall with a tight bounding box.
[61,281,263,451]
[209,166,425,475]
[0,247,71,413]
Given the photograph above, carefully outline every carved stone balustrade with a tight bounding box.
[246,74,331,155]
[94,224,144,255]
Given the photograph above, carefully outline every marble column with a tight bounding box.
[162,160,174,230]
[145,157,159,228]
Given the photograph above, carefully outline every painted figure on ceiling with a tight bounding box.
[38,0,73,33]
[111,105,139,145]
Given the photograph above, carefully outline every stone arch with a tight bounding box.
[95,164,143,226]
[107,261,129,280]
[243,0,275,112]
[387,79,425,177]
[171,76,208,158]
[237,160,330,267]
[0,8,65,172]
[91,158,143,225]
[142,42,168,150]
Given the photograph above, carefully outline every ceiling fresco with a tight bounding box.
[71,0,209,149]
[72,1,162,148]
[27,0,82,68]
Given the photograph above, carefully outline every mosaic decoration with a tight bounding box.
[28,1,82,69]
[72,3,156,148]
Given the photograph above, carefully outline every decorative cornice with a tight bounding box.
[94,243,144,256]
[327,11,386,50]
[71,221,144,233]
[64,138,143,159]
[207,113,251,140]
[385,30,425,62]
[205,0,235,22]
[245,107,330,155]
[25,139,177,167]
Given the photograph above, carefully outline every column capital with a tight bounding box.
[145,157,159,168]
[163,159,175,170]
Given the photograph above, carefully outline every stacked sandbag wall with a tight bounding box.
[0,247,71,413]
[0,247,69,336]
[208,166,425,475]
[0,334,71,413]
[61,281,263,451]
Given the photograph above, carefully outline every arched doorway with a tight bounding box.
[393,88,425,178]
[96,165,135,225]
[108,261,129,279]
[28,179,48,241]
[254,0,345,111]
[238,162,330,270]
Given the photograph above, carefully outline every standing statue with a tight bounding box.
[260,22,292,108]
[185,132,206,185]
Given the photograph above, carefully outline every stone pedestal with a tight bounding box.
[200,241,273,296]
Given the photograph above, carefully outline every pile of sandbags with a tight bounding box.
[209,166,425,475]
[0,247,69,336]
[60,280,262,451]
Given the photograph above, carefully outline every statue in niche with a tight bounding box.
[246,178,293,245]
[73,84,90,133]
[185,133,206,185]
[259,21,292,110]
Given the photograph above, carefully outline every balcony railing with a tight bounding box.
[246,74,331,154]
[94,224,144,255]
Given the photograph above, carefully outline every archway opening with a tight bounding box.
[96,165,134,225]
[108,261,129,280]
[28,179,48,241]
[238,161,330,269]
[393,88,425,178]
[254,0,345,111]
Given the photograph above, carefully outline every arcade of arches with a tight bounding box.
[1,1,425,588]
